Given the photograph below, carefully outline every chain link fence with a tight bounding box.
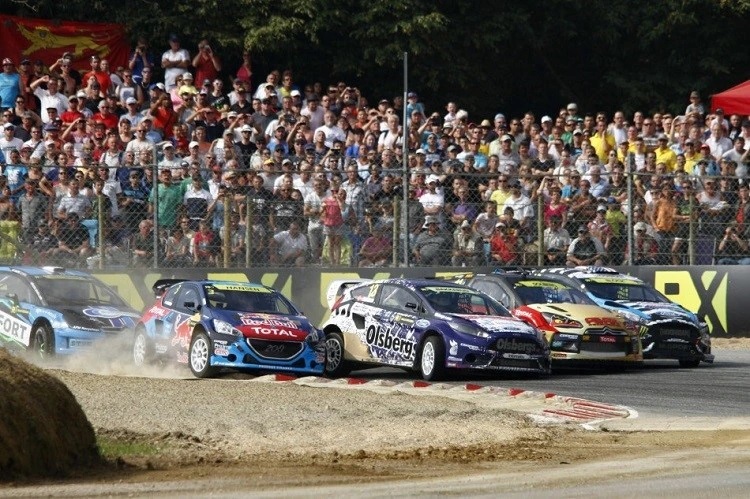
[1,162,745,269]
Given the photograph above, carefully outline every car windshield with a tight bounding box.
[582,278,669,303]
[204,284,298,315]
[35,276,127,307]
[418,285,510,316]
[513,279,595,305]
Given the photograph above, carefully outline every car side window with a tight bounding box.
[351,284,378,303]
[162,285,181,308]
[175,285,200,313]
[472,280,511,308]
[378,285,418,313]
[0,273,38,304]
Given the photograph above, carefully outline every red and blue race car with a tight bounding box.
[133,279,326,378]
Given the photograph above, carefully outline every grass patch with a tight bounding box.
[97,436,161,459]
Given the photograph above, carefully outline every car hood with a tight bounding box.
[525,303,620,318]
[601,300,698,325]
[217,310,313,342]
[59,305,140,332]
[449,314,540,337]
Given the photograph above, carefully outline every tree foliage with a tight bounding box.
[5,0,750,118]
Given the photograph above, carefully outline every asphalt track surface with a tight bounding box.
[349,350,750,420]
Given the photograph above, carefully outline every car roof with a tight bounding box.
[0,266,91,278]
[534,266,643,284]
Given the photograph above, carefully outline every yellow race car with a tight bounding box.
[453,271,642,365]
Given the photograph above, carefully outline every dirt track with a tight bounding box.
[1,339,749,496]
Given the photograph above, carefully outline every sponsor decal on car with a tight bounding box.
[0,310,31,346]
[469,317,529,333]
[496,338,538,354]
[365,323,416,359]
[414,319,430,328]
[585,317,623,327]
[82,307,131,319]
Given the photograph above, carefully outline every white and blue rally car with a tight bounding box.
[0,266,140,359]
[321,278,551,380]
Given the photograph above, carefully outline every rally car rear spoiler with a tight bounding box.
[152,279,188,297]
[325,279,371,309]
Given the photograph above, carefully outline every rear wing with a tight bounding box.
[152,279,188,297]
[325,279,371,309]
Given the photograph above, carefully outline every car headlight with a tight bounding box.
[452,321,491,339]
[213,319,241,337]
[541,312,582,329]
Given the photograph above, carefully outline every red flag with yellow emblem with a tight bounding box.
[0,14,129,69]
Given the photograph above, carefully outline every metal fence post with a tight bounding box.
[245,197,253,268]
[97,191,104,270]
[536,193,544,266]
[223,190,231,268]
[688,194,695,265]
[393,197,400,267]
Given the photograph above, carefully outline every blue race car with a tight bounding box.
[321,278,550,380]
[535,267,714,367]
[0,266,139,359]
[133,279,326,378]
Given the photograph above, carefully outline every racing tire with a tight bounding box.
[189,331,218,378]
[29,323,54,361]
[324,332,352,377]
[419,336,446,381]
[678,359,701,368]
[132,328,153,367]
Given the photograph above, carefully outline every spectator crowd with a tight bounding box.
[0,36,749,268]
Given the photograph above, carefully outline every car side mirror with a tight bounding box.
[184,301,201,312]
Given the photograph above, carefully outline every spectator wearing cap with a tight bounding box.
[418,174,445,220]
[488,134,520,175]
[566,225,606,267]
[58,94,83,126]
[541,215,571,265]
[651,133,676,172]
[30,75,68,124]
[157,141,181,175]
[692,144,719,177]
[0,58,22,112]
[413,215,450,265]
[587,203,614,259]
[714,221,750,265]
[622,221,659,265]
[0,122,23,159]
[182,172,213,231]
[229,83,253,116]
[161,34,190,90]
[451,219,483,266]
